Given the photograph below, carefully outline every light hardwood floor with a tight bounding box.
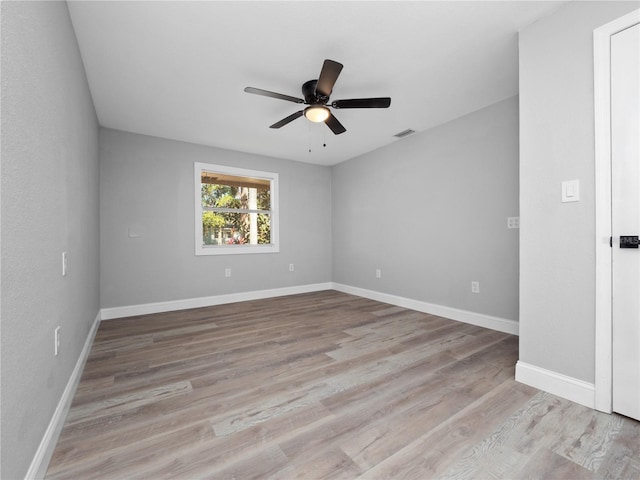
[46,291,640,479]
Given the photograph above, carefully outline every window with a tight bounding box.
[195,162,279,255]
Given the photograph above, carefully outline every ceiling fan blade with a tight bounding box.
[244,87,304,104]
[316,59,343,98]
[331,97,391,109]
[270,110,304,129]
[324,112,346,135]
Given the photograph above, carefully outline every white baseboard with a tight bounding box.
[101,282,334,320]
[26,311,101,480]
[515,361,595,409]
[332,283,519,335]
[102,283,519,335]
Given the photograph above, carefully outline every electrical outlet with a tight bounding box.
[225,268,231,278]
[289,263,295,272]
[376,269,381,279]
[471,281,480,294]
[54,326,61,356]
[507,217,520,229]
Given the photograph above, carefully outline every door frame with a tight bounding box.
[594,9,640,414]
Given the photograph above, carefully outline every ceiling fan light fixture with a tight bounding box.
[304,106,330,123]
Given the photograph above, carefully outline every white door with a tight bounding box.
[611,22,640,421]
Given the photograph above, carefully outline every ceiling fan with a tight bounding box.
[244,59,391,135]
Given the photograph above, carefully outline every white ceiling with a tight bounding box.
[67,1,566,166]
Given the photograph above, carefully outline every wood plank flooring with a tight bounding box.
[46,291,640,479]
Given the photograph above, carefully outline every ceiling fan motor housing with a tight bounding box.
[302,79,328,105]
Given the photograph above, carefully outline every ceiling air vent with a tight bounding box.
[393,129,415,138]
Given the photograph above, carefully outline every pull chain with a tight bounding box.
[308,122,328,152]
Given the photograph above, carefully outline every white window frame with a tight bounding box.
[195,162,279,255]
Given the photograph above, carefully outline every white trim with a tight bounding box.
[332,283,519,335]
[26,312,101,480]
[101,283,333,320]
[516,361,595,409]
[102,282,518,335]
[194,162,279,256]
[593,9,640,414]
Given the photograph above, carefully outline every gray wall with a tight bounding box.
[0,2,100,479]
[100,128,332,309]
[519,0,638,383]
[332,96,519,321]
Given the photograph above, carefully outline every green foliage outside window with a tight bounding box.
[201,183,271,246]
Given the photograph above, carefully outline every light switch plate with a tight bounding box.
[562,180,580,203]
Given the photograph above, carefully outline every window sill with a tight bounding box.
[195,244,280,256]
